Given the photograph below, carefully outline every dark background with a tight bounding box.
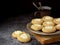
[0,0,60,22]
[16,0,60,16]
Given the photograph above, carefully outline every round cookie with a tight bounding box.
[31,18,43,24]
[43,21,55,26]
[42,26,56,33]
[55,24,60,30]
[17,33,31,43]
[42,16,53,21]
[12,30,23,38]
[31,24,43,31]
[54,18,60,24]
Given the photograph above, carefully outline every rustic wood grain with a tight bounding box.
[31,32,60,45]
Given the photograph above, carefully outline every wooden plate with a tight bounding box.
[27,23,60,35]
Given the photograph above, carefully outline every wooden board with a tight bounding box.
[31,32,60,45]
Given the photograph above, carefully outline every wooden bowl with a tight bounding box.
[27,23,60,36]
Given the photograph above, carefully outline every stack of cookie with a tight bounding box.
[31,16,60,33]
[12,30,31,43]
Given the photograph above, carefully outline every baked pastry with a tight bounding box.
[12,30,23,38]
[31,18,43,24]
[43,21,55,26]
[42,16,53,21]
[54,18,60,24]
[31,24,43,31]
[55,24,60,30]
[42,26,56,33]
[17,32,31,43]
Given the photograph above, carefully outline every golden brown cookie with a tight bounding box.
[54,18,60,24]
[31,18,43,24]
[31,24,43,31]
[42,26,56,33]
[17,32,31,43]
[43,21,55,26]
[42,16,53,21]
[55,24,60,30]
[12,31,23,38]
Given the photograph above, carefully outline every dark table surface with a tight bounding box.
[0,14,60,45]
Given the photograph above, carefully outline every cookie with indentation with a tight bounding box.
[55,24,60,30]
[42,16,53,21]
[12,30,23,38]
[43,21,55,26]
[31,24,43,31]
[17,32,31,43]
[31,18,43,24]
[42,26,56,33]
[54,18,60,24]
